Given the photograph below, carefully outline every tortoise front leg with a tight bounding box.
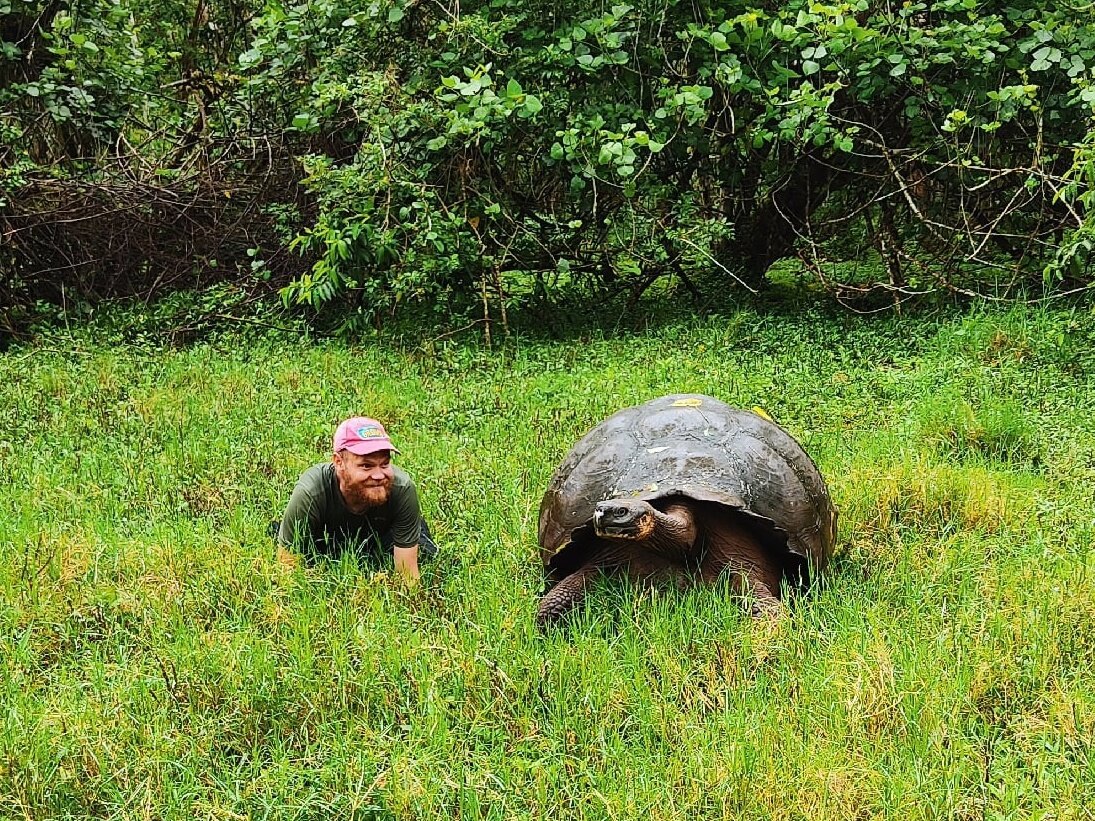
[536,564,601,626]
[742,580,787,619]
[700,519,786,619]
[537,542,637,628]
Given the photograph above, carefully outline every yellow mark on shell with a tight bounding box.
[752,405,774,421]
[645,483,659,492]
[671,398,703,407]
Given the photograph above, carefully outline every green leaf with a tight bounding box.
[523,94,542,114]
[388,8,404,23]
[506,78,523,98]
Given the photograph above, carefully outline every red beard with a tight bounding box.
[345,482,391,511]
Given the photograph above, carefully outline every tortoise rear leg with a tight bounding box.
[699,519,786,619]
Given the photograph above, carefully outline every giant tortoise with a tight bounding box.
[537,394,837,625]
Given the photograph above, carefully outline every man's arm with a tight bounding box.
[389,474,423,584]
[278,479,323,553]
[393,545,420,584]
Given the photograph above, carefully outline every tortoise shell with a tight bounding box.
[538,393,837,584]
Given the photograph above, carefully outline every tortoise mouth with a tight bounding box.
[593,508,656,540]
[597,525,645,538]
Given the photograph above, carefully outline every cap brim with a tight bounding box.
[341,439,399,456]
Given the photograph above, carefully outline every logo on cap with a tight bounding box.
[357,425,384,439]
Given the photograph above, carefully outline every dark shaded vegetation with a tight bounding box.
[3,0,1095,337]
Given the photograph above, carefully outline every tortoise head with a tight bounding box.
[593,499,656,540]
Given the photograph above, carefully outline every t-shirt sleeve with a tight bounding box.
[278,478,324,549]
[389,478,422,549]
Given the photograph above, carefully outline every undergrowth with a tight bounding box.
[1,300,1093,819]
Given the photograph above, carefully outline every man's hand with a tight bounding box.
[393,545,421,586]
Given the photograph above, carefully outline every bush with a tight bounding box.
[3,0,1095,329]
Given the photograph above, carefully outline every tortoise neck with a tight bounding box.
[649,503,698,553]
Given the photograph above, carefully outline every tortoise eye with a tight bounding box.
[616,506,628,517]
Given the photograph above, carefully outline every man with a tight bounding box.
[276,416,438,582]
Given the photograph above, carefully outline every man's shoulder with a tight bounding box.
[294,462,336,495]
[279,463,336,545]
[391,464,415,489]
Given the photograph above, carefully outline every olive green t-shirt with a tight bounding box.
[277,462,421,555]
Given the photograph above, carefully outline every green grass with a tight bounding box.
[2,301,1094,819]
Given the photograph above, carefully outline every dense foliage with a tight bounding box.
[3,0,1095,329]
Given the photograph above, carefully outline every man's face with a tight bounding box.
[333,449,394,511]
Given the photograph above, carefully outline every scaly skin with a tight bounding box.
[698,512,786,618]
[643,503,699,560]
[536,539,647,626]
[538,501,696,626]
[536,564,600,626]
[538,500,786,626]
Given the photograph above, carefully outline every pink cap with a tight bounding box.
[333,417,399,456]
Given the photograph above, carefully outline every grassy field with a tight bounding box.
[2,299,1094,819]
